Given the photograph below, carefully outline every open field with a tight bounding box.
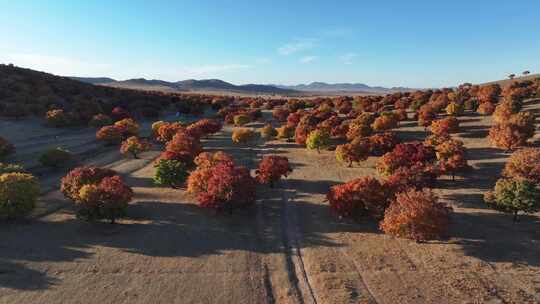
[1,95,539,303]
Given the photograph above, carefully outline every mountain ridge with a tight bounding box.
[272,81,414,93]
[70,76,413,94]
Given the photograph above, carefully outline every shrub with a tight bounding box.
[294,124,313,145]
[157,122,184,142]
[232,128,256,144]
[376,142,436,176]
[46,109,69,127]
[194,151,233,169]
[394,109,408,121]
[0,136,15,159]
[493,102,515,124]
[151,120,167,138]
[153,159,190,188]
[477,102,495,115]
[335,137,371,167]
[477,84,501,104]
[346,121,372,141]
[165,131,202,163]
[0,173,40,220]
[191,119,222,136]
[369,132,398,156]
[484,178,540,222]
[380,188,451,241]
[417,106,436,129]
[60,166,117,202]
[197,163,257,212]
[424,134,451,147]
[435,139,468,180]
[445,102,463,116]
[286,112,302,127]
[39,147,72,168]
[503,148,540,183]
[306,129,331,153]
[430,117,459,137]
[0,163,25,175]
[76,175,133,223]
[89,114,113,128]
[272,107,290,122]
[276,125,295,140]
[384,165,437,195]
[96,126,122,145]
[233,114,251,126]
[256,156,292,186]
[464,98,479,111]
[260,124,278,140]
[371,115,397,131]
[488,123,530,151]
[114,118,140,137]
[120,136,152,158]
[327,176,388,219]
[187,167,213,194]
[508,111,535,139]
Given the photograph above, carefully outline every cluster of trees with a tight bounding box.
[326,175,451,241]
[61,166,132,223]
[96,118,140,145]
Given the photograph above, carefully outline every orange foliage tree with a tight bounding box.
[327,176,389,219]
[380,188,451,241]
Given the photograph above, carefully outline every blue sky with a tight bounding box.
[1,0,539,87]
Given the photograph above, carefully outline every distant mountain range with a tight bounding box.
[272,82,413,93]
[70,77,300,95]
[70,77,413,95]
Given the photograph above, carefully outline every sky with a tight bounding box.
[0,0,539,88]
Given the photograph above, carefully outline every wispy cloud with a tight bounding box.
[299,56,317,64]
[339,52,357,65]
[278,39,317,55]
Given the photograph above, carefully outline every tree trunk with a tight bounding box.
[513,211,519,223]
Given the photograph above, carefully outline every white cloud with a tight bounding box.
[278,39,317,55]
[299,56,317,64]
[339,52,357,65]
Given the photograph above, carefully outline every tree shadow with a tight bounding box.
[284,178,340,195]
[449,211,540,266]
[458,125,490,139]
[465,147,508,161]
[0,189,371,291]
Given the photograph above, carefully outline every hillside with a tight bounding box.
[479,73,539,87]
[0,64,172,118]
